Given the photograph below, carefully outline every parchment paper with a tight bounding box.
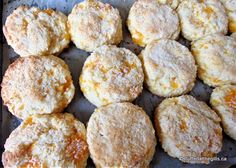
[1,0,236,167]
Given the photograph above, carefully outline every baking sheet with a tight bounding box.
[1,0,236,167]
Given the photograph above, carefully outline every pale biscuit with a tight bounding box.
[177,0,228,41]
[79,45,144,107]
[3,6,70,57]
[87,102,156,167]
[232,32,236,38]
[1,55,75,119]
[139,39,197,97]
[191,34,236,87]
[210,85,236,140]
[68,0,122,52]
[155,95,222,164]
[2,113,89,168]
[157,0,183,9]
[127,0,180,47]
[220,0,236,32]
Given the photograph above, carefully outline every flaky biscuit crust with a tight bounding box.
[191,34,236,87]
[68,0,122,52]
[210,85,236,140]
[79,45,144,107]
[140,39,197,97]
[127,0,180,47]
[3,6,70,57]
[177,0,228,41]
[87,102,156,167]
[2,113,89,168]
[155,95,222,164]
[220,0,236,32]
[1,55,75,119]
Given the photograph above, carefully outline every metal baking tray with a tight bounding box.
[1,0,236,167]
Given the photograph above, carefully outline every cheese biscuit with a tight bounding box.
[210,85,236,140]
[79,45,144,107]
[87,102,156,167]
[1,55,75,119]
[177,0,228,41]
[140,39,197,97]
[155,95,222,164]
[3,6,70,57]
[68,0,122,52]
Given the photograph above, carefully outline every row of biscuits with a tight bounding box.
[2,35,235,117]
[2,91,235,167]
[3,0,236,56]
[1,0,236,167]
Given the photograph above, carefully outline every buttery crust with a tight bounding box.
[3,6,70,57]
[191,33,236,87]
[87,102,156,167]
[210,85,236,140]
[127,0,180,47]
[1,55,75,119]
[155,95,222,164]
[177,0,228,41]
[68,0,122,52]
[2,113,89,168]
[140,39,197,97]
[79,45,144,107]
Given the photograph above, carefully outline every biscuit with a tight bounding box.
[177,0,228,41]
[232,32,236,38]
[220,0,236,32]
[1,55,75,119]
[139,39,197,97]
[3,6,70,57]
[87,102,156,167]
[157,0,183,9]
[127,0,180,47]
[2,113,89,168]
[68,0,122,52]
[210,85,236,140]
[191,33,236,87]
[155,95,222,164]
[79,45,144,107]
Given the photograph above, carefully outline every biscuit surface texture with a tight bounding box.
[210,85,236,140]
[140,39,196,97]
[79,45,144,107]
[3,6,70,57]
[155,95,222,164]
[220,0,236,32]
[177,0,228,41]
[87,102,156,167]
[127,0,180,46]
[68,0,122,52]
[2,113,89,168]
[191,34,236,87]
[1,55,75,119]
[157,0,183,9]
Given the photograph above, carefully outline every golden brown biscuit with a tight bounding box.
[127,0,180,46]
[68,0,122,52]
[210,85,236,140]
[191,34,236,87]
[155,95,222,164]
[3,6,70,57]
[177,0,228,41]
[2,113,89,168]
[1,55,75,119]
[87,102,156,167]
[79,45,144,107]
